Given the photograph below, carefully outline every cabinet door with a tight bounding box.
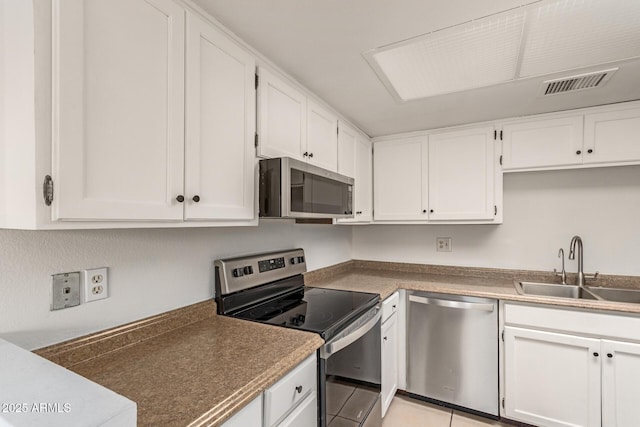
[381,313,398,418]
[221,395,262,427]
[504,327,601,427]
[52,0,185,221]
[584,108,640,165]
[601,340,640,427]
[257,67,306,160]
[501,116,583,171]
[184,12,255,221]
[427,126,495,221]
[337,122,357,178]
[306,99,338,171]
[354,136,373,222]
[373,138,427,221]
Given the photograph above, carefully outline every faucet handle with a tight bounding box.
[584,271,599,282]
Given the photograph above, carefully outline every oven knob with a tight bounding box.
[297,314,305,323]
[298,256,305,263]
[232,268,244,278]
[291,317,301,326]
[290,257,299,265]
[243,266,253,275]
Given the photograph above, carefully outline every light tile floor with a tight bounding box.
[383,395,511,427]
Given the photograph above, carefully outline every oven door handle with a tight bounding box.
[321,308,381,359]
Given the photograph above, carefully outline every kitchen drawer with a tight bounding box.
[382,292,399,323]
[264,353,317,427]
[276,392,317,427]
[504,303,640,342]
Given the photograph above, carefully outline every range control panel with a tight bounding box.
[215,249,307,296]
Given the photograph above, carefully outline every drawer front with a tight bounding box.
[276,392,317,427]
[382,292,399,323]
[264,354,317,427]
[504,303,640,342]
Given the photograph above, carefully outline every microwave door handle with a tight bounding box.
[409,295,494,312]
[321,308,381,359]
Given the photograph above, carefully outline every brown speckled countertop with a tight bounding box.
[305,260,640,314]
[36,301,323,427]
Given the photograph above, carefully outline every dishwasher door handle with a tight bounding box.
[409,295,494,312]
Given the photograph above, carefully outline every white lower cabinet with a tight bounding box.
[601,340,640,427]
[264,354,317,427]
[503,303,640,427]
[381,292,399,417]
[504,326,601,427]
[221,395,262,427]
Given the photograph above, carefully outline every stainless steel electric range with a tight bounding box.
[215,249,382,427]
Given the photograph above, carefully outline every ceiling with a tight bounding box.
[192,0,640,138]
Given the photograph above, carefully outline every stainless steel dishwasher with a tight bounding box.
[406,291,499,416]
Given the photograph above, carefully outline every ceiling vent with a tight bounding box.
[540,68,617,96]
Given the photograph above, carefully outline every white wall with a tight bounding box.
[353,165,640,276]
[0,220,351,350]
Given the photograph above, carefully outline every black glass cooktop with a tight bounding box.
[232,287,379,340]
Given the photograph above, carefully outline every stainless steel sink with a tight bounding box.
[585,287,640,304]
[514,281,599,300]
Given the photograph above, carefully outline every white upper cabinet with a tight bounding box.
[427,126,496,221]
[306,99,338,171]
[501,116,584,171]
[184,11,255,221]
[257,67,307,160]
[52,0,186,221]
[584,107,640,165]
[337,122,357,178]
[373,137,427,221]
[257,67,338,171]
[337,123,372,223]
[501,101,640,172]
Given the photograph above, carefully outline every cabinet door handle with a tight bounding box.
[576,150,582,155]
[607,353,613,358]
[593,352,599,357]
[422,209,427,214]
[295,385,303,394]
[308,152,314,158]
[430,209,434,213]
[303,152,308,157]
[392,305,396,309]
[192,195,200,203]
[176,195,185,203]
[383,336,387,341]
[587,149,593,154]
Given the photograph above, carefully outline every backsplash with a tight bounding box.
[0,220,351,350]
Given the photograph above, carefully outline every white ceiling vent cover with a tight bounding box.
[539,68,618,96]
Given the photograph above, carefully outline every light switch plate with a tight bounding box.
[51,272,81,310]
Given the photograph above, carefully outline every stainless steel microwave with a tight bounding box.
[259,157,354,219]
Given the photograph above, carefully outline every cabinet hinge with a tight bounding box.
[494,205,498,216]
[255,73,259,90]
[254,133,259,148]
[500,130,503,140]
[43,175,54,206]
[494,130,497,140]
[499,155,503,166]
[502,397,505,409]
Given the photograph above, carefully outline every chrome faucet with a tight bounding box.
[554,248,567,285]
[568,235,598,287]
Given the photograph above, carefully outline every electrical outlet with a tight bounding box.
[84,267,109,302]
[51,272,81,310]
[437,237,452,252]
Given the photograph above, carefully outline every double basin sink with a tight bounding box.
[514,281,640,304]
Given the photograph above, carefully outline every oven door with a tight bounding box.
[319,305,382,427]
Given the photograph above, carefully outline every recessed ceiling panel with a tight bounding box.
[365,11,526,101]
[519,0,640,77]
